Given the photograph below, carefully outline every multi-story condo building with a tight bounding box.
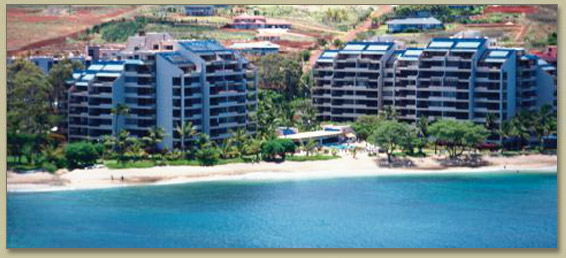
[312,42,397,122]
[312,37,557,138]
[68,33,258,150]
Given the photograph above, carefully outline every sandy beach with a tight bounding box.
[7,153,558,193]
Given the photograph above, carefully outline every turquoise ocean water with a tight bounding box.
[7,172,557,248]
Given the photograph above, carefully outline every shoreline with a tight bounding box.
[7,154,558,193]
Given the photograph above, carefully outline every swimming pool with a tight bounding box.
[323,143,355,150]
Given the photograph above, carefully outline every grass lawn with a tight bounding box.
[103,157,249,169]
[103,155,338,169]
[7,156,42,171]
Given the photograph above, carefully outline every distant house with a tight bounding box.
[532,46,557,67]
[184,5,215,16]
[229,14,291,29]
[229,41,280,55]
[386,17,443,33]
[256,29,284,41]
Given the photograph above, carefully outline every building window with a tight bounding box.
[173,77,182,86]
[153,44,159,50]
[125,77,137,83]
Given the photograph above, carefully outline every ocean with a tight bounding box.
[7,172,557,248]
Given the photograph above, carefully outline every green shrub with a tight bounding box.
[65,142,100,170]
[261,139,285,160]
[280,139,297,156]
[41,162,58,173]
[196,147,220,166]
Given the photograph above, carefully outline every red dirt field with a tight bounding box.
[483,6,538,14]
[7,6,140,55]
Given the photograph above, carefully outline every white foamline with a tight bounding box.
[7,165,557,194]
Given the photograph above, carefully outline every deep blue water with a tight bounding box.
[7,172,557,248]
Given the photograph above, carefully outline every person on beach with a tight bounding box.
[111,175,114,181]
[121,176,124,182]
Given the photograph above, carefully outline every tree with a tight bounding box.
[65,142,100,170]
[333,38,344,49]
[368,120,412,163]
[378,105,398,120]
[111,104,130,138]
[196,148,221,166]
[256,54,303,101]
[484,113,499,139]
[47,59,84,121]
[251,91,284,140]
[300,50,311,63]
[219,138,237,159]
[280,139,297,158]
[7,59,55,134]
[194,133,220,166]
[228,128,249,158]
[317,38,328,48]
[175,121,199,158]
[298,70,314,98]
[291,98,319,131]
[352,115,382,140]
[429,119,489,159]
[261,139,285,161]
[416,115,430,154]
[114,130,138,164]
[400,125,419,155]
[303,139,318,157]
[281,105,296,130]
[510,110,535,151]
[533,104,555,150]
[244,139,263,162]
[143,127,166,156]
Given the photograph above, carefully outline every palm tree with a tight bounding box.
[229,128,249,158]
[304,139,318,157]
[499,120,515,151]
[512,111,534,151]
[484,113,499,139]
[379,105,398,120]
[143,127,166,156]
[533,104,554,150]
[101,135,117,159]
[416,115,429,154]
[175,121,198,158]
[111,104,130,138]
[220,138,236,159]
[115,130,136,164]
[245,139,263,162]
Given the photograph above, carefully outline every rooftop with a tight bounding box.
[230,41,280,50]
[178,40,231,53]
[387,17,442,25]
[278,130,342,141]
[426,38,487,50]
[159,52,194,65]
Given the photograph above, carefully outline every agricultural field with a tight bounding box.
[7,5,142,55]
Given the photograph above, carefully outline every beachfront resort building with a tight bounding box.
[312,41,397,122]
[386,17,444,33]
[312,37,557,138]
[67,32,258,149]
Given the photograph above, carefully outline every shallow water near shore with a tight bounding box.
[7,171,557,248]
